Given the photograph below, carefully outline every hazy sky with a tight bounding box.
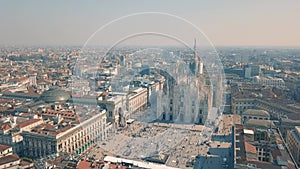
[0,0,300,46]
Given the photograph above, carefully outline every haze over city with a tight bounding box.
[1,0,300,46]
[0,1,300,169]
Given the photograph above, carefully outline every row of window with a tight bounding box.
[236,102,255,105]
[243,116,268,120]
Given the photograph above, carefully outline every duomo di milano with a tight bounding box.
[103,40,223,126]
[153,42,217,125]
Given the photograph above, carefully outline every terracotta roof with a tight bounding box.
[0,144,11,152]
[37,78,52,84]
[0,123,11,131]
[19,113,30,117]
[245,142,256,154]
[0,99,13,104]
[0,154,19,165]
[8,77,28,83]
[17,119,41,129]
[109,163,117,169]
[251,161,282,169]
[42,110,76,119]
[77,160,106,169]
[18,77,28,82]
[77,160,91,169]
[0,107,8,111]
[32,123,73,136]
[102,92,109,96]
[27,86,38,95]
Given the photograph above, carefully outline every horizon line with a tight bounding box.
[1,43,300,48]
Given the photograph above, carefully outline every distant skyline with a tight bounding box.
[0,0,300,47]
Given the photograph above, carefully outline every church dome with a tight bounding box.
[39,87,71,103]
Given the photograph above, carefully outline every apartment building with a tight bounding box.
[22,110,107,158]
[286,126,300,167]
